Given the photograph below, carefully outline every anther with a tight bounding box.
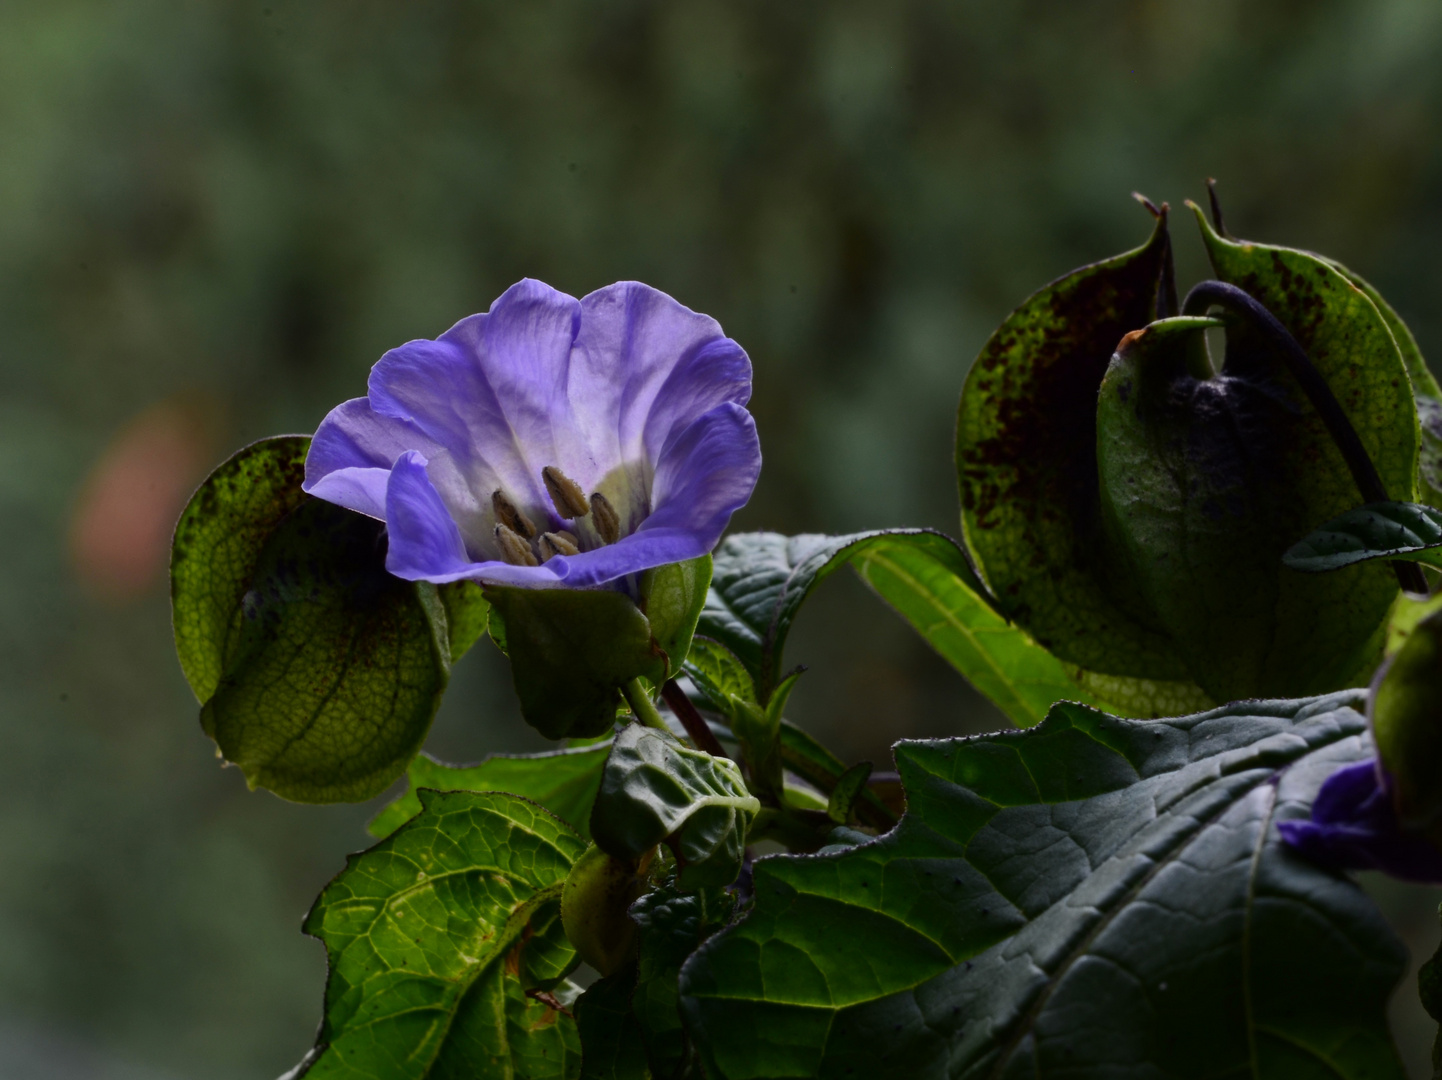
[538,531,581,561]
[542,466,590,519]
[492,490,536,539]
[590,492,621,545]
[494,523,539,566]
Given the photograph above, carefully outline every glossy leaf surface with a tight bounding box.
[1284,501,1442,573]
[486,586,663,740]
[171,435,311,703]
[295,791,584,1078]
[681,691,1405,1079]
[369,743,613,840]
[700,530,1099,726]
[956,209,1183,678]
[200,499,449,803]
[591,724,759,889]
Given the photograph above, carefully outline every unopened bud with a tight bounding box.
[591,492,621,545]
[538,531,581,561]
[494,523,539,566]
[542,466,590,519]
[492,490,536,539]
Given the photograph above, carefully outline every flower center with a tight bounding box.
[491,465,631,567]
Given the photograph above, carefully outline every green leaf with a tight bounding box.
[683,636,758,714]
[847,530,1107,726]
[575,970,651,1080]
[777,721,895,831]
[485,586,663,740]
[681,690,1407,1079]
[590,724,760,890]
[171,435,311,703]
[825,762,872,825]
[956,206,1185,678]
[295,790,584,1078]
[1060,665,1215,719]
[700,530,1103,727]
[577,879,736,1080]
[200,499,450,803]
[368,743,613,841]
[1174,205,1419,693]
[1284,501,1442,573]
[1322,257,1442,509]
[639,555,712,681]
[439,580,490,662]
[1370,609,1442,828]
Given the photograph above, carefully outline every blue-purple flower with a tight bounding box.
[1278,759,1442,882]
[303,279,761,589]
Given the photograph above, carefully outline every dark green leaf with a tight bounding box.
[640,556,713,681]
[439,579,491,661]
[1370,609,1442,828]
[778,721,895,831]
[591,724,759,890]
[200,499,449,803]
[368,743,613,840]
[295,790,584,1078]
[171,435,311,703]
[575,969,651,1080]
[576,879,734,1080]
[825,762,872,825]
[1284,501,1442,573]
[681,691,1406,1079]
[956,207,1185,678]
[700,530,1101,726]
[486,586,663,740]
[1178,206,1419,693]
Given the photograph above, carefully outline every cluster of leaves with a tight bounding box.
[172,191,1442,1078]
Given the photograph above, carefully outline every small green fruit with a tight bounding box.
[560,843,654,976]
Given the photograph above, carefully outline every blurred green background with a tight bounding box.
[4,0,1442,1076]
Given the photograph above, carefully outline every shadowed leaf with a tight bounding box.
[681,691,1405,1079]
[1285,501,1442,573]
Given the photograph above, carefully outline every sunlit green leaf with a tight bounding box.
[1284,501,1442,573]
[171,435,311,703]
[200,499,449,803]
[956,207,1183,677]
[294,790,584,1078]
[700,530,1102,727]
[681,691,1405,1078]
[438,579,490,662]
[1370,609,1442,828]
[368,743,613,840]
[591,724,759,890]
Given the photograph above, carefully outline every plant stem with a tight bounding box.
[1181,279,1429,596]
[660,680,728,757]
[620,678,669,731]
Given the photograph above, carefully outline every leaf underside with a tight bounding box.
[297,791,584,1079]
[680,690,1405,1079]
[368,743,614,841]
[1285,501,1442,573]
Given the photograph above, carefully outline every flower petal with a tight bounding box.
[366,280,580,540]
[1277,759,1442,882]
[535,403,761,589]
[567,282,751,515]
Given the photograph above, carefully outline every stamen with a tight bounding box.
[590,492,621,545]
[494,523,539,566]
[538,531,581,560]
[542,466,590,518]
[492,490,536,539]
